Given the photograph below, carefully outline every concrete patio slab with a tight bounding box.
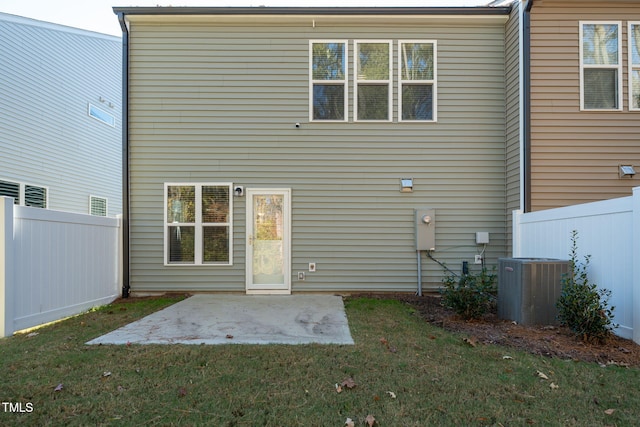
[86,294,354,345]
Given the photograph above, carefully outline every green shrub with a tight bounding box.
[440,267,497,320]
[556,230,617,343]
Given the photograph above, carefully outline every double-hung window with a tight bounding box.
[399,41,437,121]
[629,22,640,110]
[164,183,232,266]
[355,41,392,121]
[580,22,622,110]
[310,41,347,121]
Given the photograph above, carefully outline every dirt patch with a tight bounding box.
[352,293,640,368]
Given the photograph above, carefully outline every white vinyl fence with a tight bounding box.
[1,197,121,337]
[513,187,640,344]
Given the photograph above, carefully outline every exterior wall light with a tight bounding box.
[400,178,413,193]
[619,165,636,178]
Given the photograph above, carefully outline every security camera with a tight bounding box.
[234,186,244,197]
[295,123,301,128]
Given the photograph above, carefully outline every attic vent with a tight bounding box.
[25,185,47,208]
[0,180,20,204]
[90,196,107,216]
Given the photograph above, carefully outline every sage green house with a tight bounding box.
[114,6,521,296]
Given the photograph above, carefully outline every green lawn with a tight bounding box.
[1,296,638,426]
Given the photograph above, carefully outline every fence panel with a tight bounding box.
[0,197,121,336]
[513,188,639,343]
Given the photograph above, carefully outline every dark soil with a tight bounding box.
[353,293,640,368]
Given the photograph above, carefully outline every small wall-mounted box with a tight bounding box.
[476,232,489,245]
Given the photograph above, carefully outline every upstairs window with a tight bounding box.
[164,183,232,266]
[310,41,347,121]
[0,180,47,208]
[630,23,640,110]
[355,41,392,121]
[399,41,437,121]
[580,22,622,110]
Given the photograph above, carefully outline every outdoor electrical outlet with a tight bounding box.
[474,255,483,264]
[298,272,305,280]
[309,262,316,272]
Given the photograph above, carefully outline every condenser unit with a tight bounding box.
[498,258,570,326]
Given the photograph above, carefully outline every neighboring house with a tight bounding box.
[524,0,640,212]
[0,13,122,216]
[113,6,521,295]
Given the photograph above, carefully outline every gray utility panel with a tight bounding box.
[498,258,570,326]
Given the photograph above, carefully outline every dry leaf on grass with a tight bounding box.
[341,377,357,389]
[345,417,355,427]
[550,383,559,390]
[604,409,616,415]
[54,383,63,392]
[463,337,478,347]
[536,370,549,380]
[503,355,513,360]
[335,384,342,393]
[386,391,397,399]
[365,414,376,426]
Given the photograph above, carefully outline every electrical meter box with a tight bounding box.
[415,209,436,251]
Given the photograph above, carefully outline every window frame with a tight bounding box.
[0,179,48,208]
[398,40,437,123]
[88,103,116,127]
[579,21,623,111]
[309,40,348,122]
[163,182,233,267]
[629,22,640,111]
[354,40,393,122]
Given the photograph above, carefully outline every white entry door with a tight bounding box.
[246,188,291,294]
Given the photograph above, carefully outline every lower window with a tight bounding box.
[164,183,232,265]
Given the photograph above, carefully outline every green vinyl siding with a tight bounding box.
[127,16,511,293]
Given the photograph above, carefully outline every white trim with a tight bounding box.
[163,182,233,266]
[398,40,438,122]
[579,21,623,111]
[629,22,640,111]
[245,188,291,295]
[309,40,348,122]
[354,40,393,122]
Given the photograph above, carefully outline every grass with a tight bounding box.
[1,296,639,426]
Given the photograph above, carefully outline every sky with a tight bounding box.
[0,0,491,37]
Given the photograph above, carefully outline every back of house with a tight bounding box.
[527,0,640,211]
[0,13,122,216]
[115,6,520,295]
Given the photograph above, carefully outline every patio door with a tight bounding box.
[246,189,291,294]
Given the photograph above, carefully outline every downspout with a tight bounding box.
[117,12,130,298]
[523,0,533,213]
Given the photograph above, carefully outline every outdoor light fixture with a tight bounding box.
[619,165,636,178]
[400,178,413,193]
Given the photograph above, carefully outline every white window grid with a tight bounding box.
[579,21,623,111]
[354,40,393,122]
[398,40,438,122]
[629,22,640,111]
[309,40,348,122]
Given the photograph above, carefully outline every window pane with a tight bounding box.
[0,180,20,204]
[202,186,229,223]
[25,185,46,208]
[402,84,433,120]
[203,226,229,263]
[584,68,618,109]
[358,43,389,80]
[632,70,640,109]
[312,42,345,80]
[358,85,389,120]
[401,43,434,80]
[168,225,194,263]
[167,186,195,223]
[313,84,345,120]
[632,25,640,65]
[582,24,618,65]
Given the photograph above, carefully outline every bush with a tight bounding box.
[556,230,617,343]
[440,268,497,320]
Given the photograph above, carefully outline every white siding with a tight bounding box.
[0,13,122,216]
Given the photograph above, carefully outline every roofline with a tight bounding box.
[112,6,512,17]
[0,11,120,40]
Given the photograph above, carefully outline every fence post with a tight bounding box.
[633,187,640,345]
[512,210,523,258]
[0,197,15,337]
